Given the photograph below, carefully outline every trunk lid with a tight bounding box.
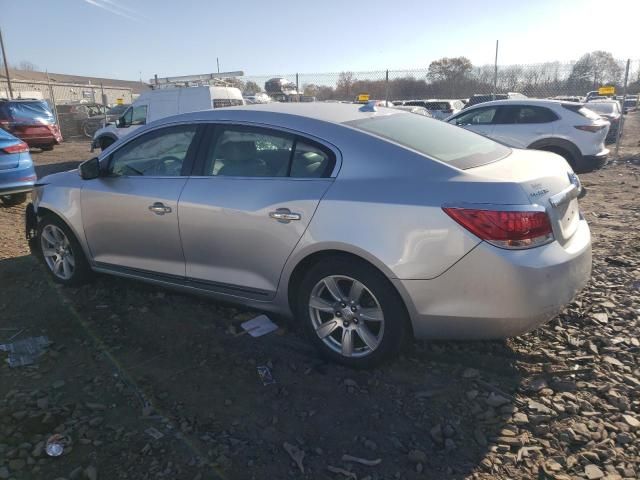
[465,148,581,245]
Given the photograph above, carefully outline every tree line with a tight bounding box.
[240,51,639,101]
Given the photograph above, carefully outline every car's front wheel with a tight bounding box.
[38,215,91,285]
[297,257,409,368]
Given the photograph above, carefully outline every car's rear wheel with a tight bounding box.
[38,215,91,285]
[0,193,28,207]
[297,257,409,368]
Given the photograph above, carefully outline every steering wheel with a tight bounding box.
[154,156,182,176]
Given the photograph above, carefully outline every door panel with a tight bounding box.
[81,124,200,276]
[178,178,332,295]
[81,177,188,276]
[491,106,556,148]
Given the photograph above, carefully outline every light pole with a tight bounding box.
[0,27,14,99]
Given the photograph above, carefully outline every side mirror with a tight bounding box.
[79,157,101,180]
[116,117,126,128]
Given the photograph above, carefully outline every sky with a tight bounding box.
[2,0,639,81]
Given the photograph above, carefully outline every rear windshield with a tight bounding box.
[585,102,618,115]
[562,103,602,120]
[345,113,511,169]
[0,101,55,124]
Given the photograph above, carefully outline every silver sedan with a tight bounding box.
[26,103,592,368]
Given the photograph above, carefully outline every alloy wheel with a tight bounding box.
[40,224,75,280]
[308,275,385,358]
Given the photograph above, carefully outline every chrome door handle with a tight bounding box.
[148,202,172,215]
[269,208,301,223]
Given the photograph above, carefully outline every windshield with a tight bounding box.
[586,102,617,114]
[107,105,128,115]
[345,113,511,169]
[0,101,55,125]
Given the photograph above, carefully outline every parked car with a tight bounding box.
[446,99,609,172]
[28,103,592,367]
[0,99,62,150]
[584,100,622,143]
[402,100,464,120]
[464,92,527,109]
[56,102,104,131]
[91,86,245,151]
[0,128,36,206]
[621,95,638,112]
[243,93,272,104]
[82,104,131,138]
[390,105,433,117]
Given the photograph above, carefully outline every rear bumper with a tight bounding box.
[395,219,592,340]
[575,149,608,173]
[0,165,37,195]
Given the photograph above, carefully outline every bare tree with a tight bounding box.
[18,60,38,71]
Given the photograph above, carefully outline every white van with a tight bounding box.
[91,86,244,151]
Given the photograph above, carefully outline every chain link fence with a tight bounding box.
[238,59,640,102]
[0,79,134,138]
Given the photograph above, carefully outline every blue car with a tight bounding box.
[0,128,36,206]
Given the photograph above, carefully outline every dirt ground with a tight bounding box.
[0,117,639,480]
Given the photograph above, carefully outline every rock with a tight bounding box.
[0,467,9,479]
[85,403,106,411]
[473,428,487,446]
[513,412,529,425]
[36,397,49,409]
[407,449,427,464]
[9,459,26,470]
[584,464,604,480]
[363,439,377,451]
[592,313,608,324]
[486,392,510,407]
[52,380,65,389]
[444,438,456,451]
[622,414,640,429]
[430,424,444,444]
[602,356,624,367]
[528,400,554,415]
[84,465,97,480]
[462,368,479,378]
[32,441,44,458]
[69,467,83,479]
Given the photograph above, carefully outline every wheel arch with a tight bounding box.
[35,205,92,261]
[527,137,581,167]
[285,247,413,335]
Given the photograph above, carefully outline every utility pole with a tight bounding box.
[492,40,499,101]
[216,57,220,73]
[614,59,630,159]
[0,27,14,99]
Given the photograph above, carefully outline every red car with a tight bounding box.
[0,99,62,150]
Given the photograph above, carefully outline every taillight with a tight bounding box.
[2,141,29,154]
[574,125,605,133]
[443,207,554,249]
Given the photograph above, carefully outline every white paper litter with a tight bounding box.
[241,315,278,337]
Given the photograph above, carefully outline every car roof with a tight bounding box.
[458,99,570,110]
[153,102,404,128]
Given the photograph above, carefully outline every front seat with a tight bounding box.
[217,141,266,177]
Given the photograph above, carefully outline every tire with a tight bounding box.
[99,137,115,151]
[0,192,28,206]
[37,215,92,286]
[296,257,409,368]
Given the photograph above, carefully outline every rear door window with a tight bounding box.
[495,106,558,124]
[346,112,510,169]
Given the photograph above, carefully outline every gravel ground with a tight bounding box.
[0,118,639,480]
